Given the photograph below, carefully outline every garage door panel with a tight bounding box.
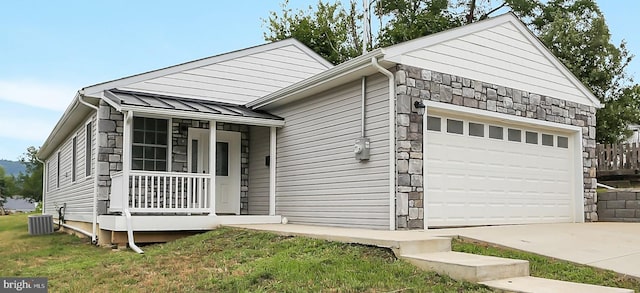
[426,113,576,227]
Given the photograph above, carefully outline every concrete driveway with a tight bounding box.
[423,222,640,278]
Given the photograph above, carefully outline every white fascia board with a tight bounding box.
[425,101,583,133]
[384,13,601,109]
[121,105,285,127]
[247,49,385,109]
[82,39,329,96]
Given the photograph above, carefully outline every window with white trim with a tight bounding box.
[508,128,521,142]
[132,117,168,171]
[447,119,463,134]
[72,136,77,182]
[525,131,538,144]
[542,134,554,146]
[469,122,484,137]
[56,152,61,188]
[489,125,503,139]
[426,116,441,131]
[86,121,92,177]
[557,136,569,148]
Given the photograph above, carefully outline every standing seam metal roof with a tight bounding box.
[103,89,283,120]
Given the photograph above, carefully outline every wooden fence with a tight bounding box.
[596,143,640,176]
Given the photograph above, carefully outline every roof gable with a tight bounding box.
[83,39,333,104]
[384,13,601,108]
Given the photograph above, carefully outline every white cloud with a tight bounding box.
[0,80,77,111]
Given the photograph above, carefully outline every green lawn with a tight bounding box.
[1,213,488,292]
[4,213,638,292]
[452,238,640,292]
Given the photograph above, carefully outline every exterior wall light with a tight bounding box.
[414,100,426,115]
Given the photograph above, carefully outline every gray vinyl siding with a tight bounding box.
[120,45,330,105]
[44,114,96,222]
[248,126,270,215]
[395,21,589,105]
[270,73,390,229]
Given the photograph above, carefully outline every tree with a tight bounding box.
[460,0,538,24]
[264,0,363,65]
[530,0,639,143]
[265,0,640,142]
[12,146,43,202]
[375,0,459,46]
[0,166,7,208]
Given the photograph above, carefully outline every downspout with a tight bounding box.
[78,92,100,245]
[54,220,93,237]
[361,77,366,137]
[371,57,396,231]
[34,156,46,214]
[122,110,144,254]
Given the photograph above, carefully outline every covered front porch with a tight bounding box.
[99,89,284,236]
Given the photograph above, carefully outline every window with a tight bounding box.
[191,139,199,173]
[426,116,441,131]
[508,129,521,142]
[85,122,92,177]
[72,137,77,182]
[525,131,538,144]
[447,119,463,134]
[46,162,50,192]
[56,152,61,188]
[216,142,229,176]
[489,126,503,139]
[132,117,168,171]
[542,134,554,146]
[558,136,569,148]
[469,122,484,137]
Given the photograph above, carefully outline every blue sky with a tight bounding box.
[0,1,637,160]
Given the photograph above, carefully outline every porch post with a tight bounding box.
[269,126,277,216]
[122,111,133,208]
[209,120,217,216]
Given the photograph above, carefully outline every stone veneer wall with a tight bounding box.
[97,101,123,214]
[394,64,598,229]
[597,191,640,222]
[96,104,251,215]
[171,119,250,215]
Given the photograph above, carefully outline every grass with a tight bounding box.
[4,213,638,292]
[452,238,640,292]
[1,213,489,292]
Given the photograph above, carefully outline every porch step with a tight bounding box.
[401,251,529,282]
[395,238,451,255]
[480,276,634,293]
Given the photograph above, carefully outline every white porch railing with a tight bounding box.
[110,171,211,214]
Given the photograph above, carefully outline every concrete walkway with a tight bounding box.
[234,222,640,278]
[421,222,640,279]
[233,223,636,292]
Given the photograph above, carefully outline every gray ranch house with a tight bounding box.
[39,13,600,247]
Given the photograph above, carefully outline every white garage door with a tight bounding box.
[425,111,577,227]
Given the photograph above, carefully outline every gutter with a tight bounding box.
[371,57,396,231]
[34,156,46,215]
[54,220,93,238]
[78,91,100,245]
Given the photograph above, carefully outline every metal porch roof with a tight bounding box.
[103,89,283,122]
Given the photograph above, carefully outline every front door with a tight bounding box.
[188,128,241,215]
